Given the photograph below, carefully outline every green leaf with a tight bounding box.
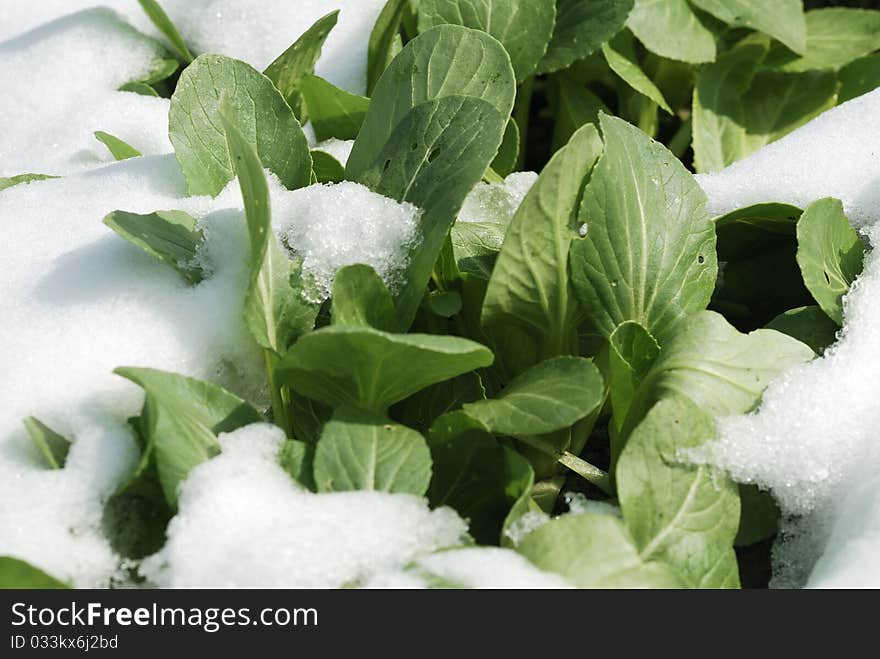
[839,53,880,103]
[536,0,634,75]
[220,105,318,353]
[626,0,715,64]
[602,31,671,114]
[279,439,316,490]
[689,0,806,55]
[137,0,194,63]
[617,397,740,588]
[119,81,159,96]
[94,131,142,160]
[103,458,173,559]
[623,311,814,438]
[23,417,70,469]
[137,56,179,86]
[735,484,779,547]
[549,74,608,152]
[450,222,506,280]
[603,321,659,434]
[331,264,396,331]
[418,0,557,82]
[427,411,533,544]
[692,39,837,173]
[0,173,58,192]
[311,150,345,183]
[103,210,206,285]
[766,306,839,355]
[169,54,312,196]
[517,513,683,587]
[277,325,493,413]
[393,372,485,432]
[796,198,866,326]
[570,114,717,344]
[492,119,520,178]
[300,74,370,141]
[313,408,432,495]
[114,368,262,507]
[263,11,339,121]
[462,356,603,437]
[368,0,409,95]
[355,95,508,332]
[347,25,516,180]
[482,124,603,377]
[764,8,880,73]
[0,557,69,589]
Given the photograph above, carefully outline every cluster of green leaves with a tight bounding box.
[4,0,877,590]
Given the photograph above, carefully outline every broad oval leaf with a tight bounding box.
[536,0,634,76]
[94,131,141,161]
[462,356,604,437]
[617,396,741,588]
[346,24,516,179]
[570,114,717,344]
[300,74,370,141]
[796,198,866,326]
[263,11,339,121]
[418,0,557,82]
[169,54,312,196]
[626,0,715,64]
[689,0,806,55]
[331,264,396,331]
[516,513,683,588]
[0,557,69,589]
[314,408,432,495]
[482,124,603,376]
[277,325,494,413]
[766,306,839,355]
[114,368,263,507]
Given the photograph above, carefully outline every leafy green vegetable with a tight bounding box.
[736,484,780,547]
[114,368,262,507]
[279,439,316,490]
[311,150,345,183]
[0,557,69,589]
[462,357,603,437]
[766,306,839,355]
[23,417,70,470]
[94,131,142,160]
[368,0,409,95]
[839,53,880,103]
[602,321,659,433]
[0,173,58,192]
[602,31,672,114]
[137,0,194,63]
[693,39,837,172]
[314,408,432,495]
[617,397,741,588]
[517,513,683,587]
[103,210,206,285]
[482,124,602,377]
[689,0,806,55]
[300,74,370,141]
[570,114,717,344]
[537,0,634,76]
[626,0,715,64]
[548,74,608,152]
[451,222,506,279]
[428,411,533,544]
[393,373,485,432]
[418,0,557,82]
[492,119,520,178]
[331,264,396,331]
[796,198,866,325]
[278,326,493,414]
[263,11,339,121]
[119,81,159,96]
[169,54,312,196]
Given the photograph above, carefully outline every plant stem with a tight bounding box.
[517,435,612,495]
[513,76,534,170]
[265,350,291,437]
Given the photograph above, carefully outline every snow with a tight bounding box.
[273,181,422,303]
[690,87,880,587]
[696,88,880,228]
[367,547,572,589]
[141,425,468,587]
[0,1,386,95]
[457,172,538,224]
[0,8,172,177]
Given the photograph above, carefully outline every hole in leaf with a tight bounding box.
[427,149,439,164]
[698,255,705,264]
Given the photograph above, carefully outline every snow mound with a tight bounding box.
[274,181,421,303]
[691,87,880,587]
[368,547,572,589]
[141,425,468,588]
[696,88,880,227]
[0,8,172,177]
[458,172,538,224]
